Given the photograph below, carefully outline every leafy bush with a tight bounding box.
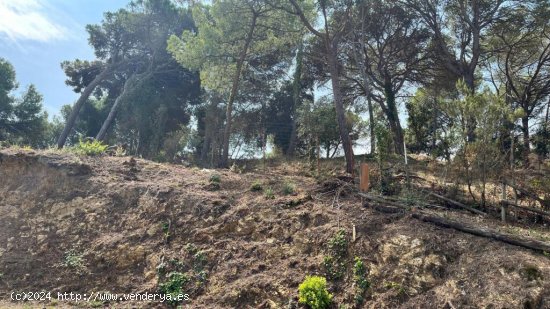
[62,250,86,273]
[353,257,370,305]
[72,139,108,156]
[328,230,348,258]
[250,181,263,192]
[265,187,275,199]
[159,272,189,305]
[298,276,332,309]
[209,174,221,183]
[283,182,296,195]
[323,230,348,280]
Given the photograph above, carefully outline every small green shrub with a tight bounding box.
[283,182,295,195]
[323,230,348,280]
[159,272,189,305]
[328,230,348,258]
[209,174,221,183]
[72,139,108,156]
[522,265,543,281]
[265,187,275,199]
[322,255,344,280]
[384,281,405,295]
[250,181,263,192]
[298,276,332,309]
[63,250,85,271]
[353,257,370,305]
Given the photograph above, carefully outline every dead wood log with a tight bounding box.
[427,191,487,216]
[369,204,406,214]
[412,213,550,252]
[501,200,550,217]
[501,179,550,208]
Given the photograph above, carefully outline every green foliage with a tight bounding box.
[406,88,455,160]
[62,250,85,272]
[298,276,333,309]
[161,221,171,242]
[265,187,275,199]
[0,58,50,148]
[157,244,208,303]
[328,230,348,258]
[323,230,348,280]
[72,139,108,156]
[206,173,222,190]
[168,0,301,93]
[447,81,512,206]
[522,265,543,281]
[158,272,189,305]
[298,98,367,159]
[209,174,221,184]
[353,257,370,305]
[283,182,296,195]
[250,181,263,192]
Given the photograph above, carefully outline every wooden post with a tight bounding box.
[352,224,356,242]
[360,163,370,192]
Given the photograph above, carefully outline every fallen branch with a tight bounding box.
[501,179,550,208]
[367,203,406,214]
[501,200,550,217]
[427,191,487,216]
[359,193,446,209]
[412,213,550,252]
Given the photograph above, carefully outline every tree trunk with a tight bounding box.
[383,80,404,155]
[56,65,112,148]
[96,74,139,141]
[287,42,303,156]
[326,43,354,173]
[219,14,257,168]
[367,96,376,155]
[522,115,530,165]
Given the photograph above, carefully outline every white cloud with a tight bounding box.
[0,0,69,42]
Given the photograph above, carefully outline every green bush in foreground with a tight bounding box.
[298,276,332,309]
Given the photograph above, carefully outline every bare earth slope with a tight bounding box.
[0,148,549,308]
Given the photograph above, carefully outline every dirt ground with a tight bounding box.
[0,148,549,308]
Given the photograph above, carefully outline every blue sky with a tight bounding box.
[0,0,129,118]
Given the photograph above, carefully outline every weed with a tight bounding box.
[209,174,221,183]
[323,230,348,280]
[328,229,348,257]
[193,251,207,272]
[353,257,370,305]
[384,281,406,295]
[161,221,171,242]
[156,261,167,277]
[62,250,86,272]
[522,265,543,281]
[283,182,296,195]
[322,255,345,280]
[298,276,332,309]
[185,243,198,255]
[265,187,275,199]
[250,181,263,192]
[72,138,108,156]
[158,272,189,305]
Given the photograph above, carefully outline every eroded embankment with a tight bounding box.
[0,149,550,308]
